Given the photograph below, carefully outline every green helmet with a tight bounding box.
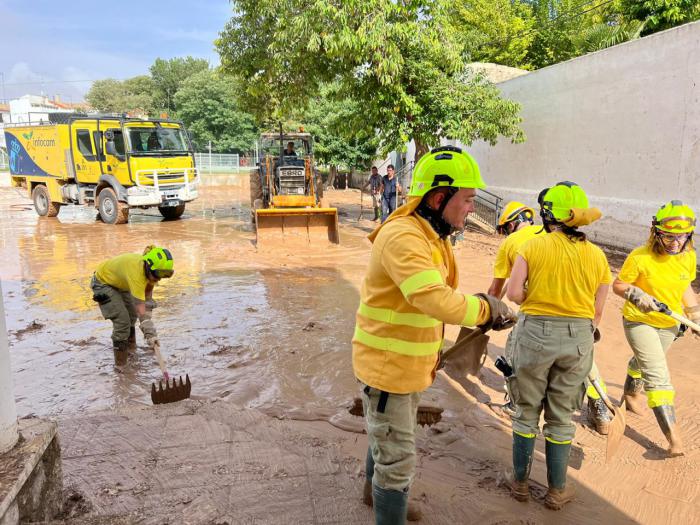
[408,146,485,197]
[143,247,174,279]
[540,181,589,222]
[653,200,696,234]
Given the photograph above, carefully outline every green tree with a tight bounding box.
[619,0,700,35]
[303,84,380,182]
[454,0,536,69]
[85,76,155,115]
[174,70,258,154]
[149,56,210,114]
[217,0,524,161]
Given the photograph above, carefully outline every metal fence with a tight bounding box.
[194,153,242,173]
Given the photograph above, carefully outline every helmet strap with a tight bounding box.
[416,187,458,239]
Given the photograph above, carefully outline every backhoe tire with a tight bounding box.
[250,170,263,223]
[158,204,186,220]
[98,188,129,224]
[32,185,61,217]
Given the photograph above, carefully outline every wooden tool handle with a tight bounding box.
[153,342,168,377]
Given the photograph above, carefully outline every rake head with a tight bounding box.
[349,397,443,427]
[151,374,192,405]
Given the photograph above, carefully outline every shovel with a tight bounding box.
[439,326,490,376]
[654,299,700,332]
[150,342,192,405]
[587,374,626,462]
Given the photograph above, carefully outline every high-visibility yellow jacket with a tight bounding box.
[352,199,486,394]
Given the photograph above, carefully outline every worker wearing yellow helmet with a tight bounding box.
[612,200,699,457]
[489,201,543,298]
[352,146,516,523]
[90,246,174,366]
[505,181,611,510]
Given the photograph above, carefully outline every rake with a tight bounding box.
[150,342,192,404]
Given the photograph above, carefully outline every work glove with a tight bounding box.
[145,335,159,349]
[140,317,158,340]
[145,299,157,310]
[474,293,517,332]
[684,305,700,338]
[624,286,659,313]
[593,327,601,343]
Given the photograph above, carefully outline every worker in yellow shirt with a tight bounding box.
[506,182,611,510]
[91,246,174,366]
[612,201,699,457]
[490,200,612,435]
[353,146,516,524]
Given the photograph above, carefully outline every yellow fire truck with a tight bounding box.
[4,116,198,223]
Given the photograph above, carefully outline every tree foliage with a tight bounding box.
[85,76,155,115]
[217,0,524,159]
[149,56,210,114]
[619,0,700,35]
[174,70,258,154]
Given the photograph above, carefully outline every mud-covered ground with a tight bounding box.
[1,177,698,524]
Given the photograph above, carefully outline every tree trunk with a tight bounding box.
[414,140,430,162]
[327,165,338,189]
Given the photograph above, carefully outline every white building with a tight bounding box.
[7,94,74,124]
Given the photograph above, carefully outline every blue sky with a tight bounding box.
[0,0,232,103]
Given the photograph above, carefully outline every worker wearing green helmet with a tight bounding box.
[612,200,699,457]
[353,146,516,524]
[91,246,174,366]
[505,181,612,510]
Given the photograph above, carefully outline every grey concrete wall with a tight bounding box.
[465,21,700,250]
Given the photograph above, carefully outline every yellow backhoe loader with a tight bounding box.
[250,130,339,245]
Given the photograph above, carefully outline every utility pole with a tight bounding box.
[0,72,5,104]
[0,280,19,454]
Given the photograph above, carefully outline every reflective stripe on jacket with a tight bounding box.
[352,200,483,393]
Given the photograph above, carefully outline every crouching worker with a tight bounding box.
[352,147,516,524]
[505,182,611,510]
[91,246,174,365]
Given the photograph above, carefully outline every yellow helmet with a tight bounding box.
[497,201,535,234]
[653,200,696,234]
[409,146,485,197]
[540,181,589,223]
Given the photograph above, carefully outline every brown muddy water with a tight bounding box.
[0,180,370,421]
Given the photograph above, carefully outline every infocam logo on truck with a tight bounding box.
[4,115,199,224]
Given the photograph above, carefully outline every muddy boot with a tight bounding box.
[363,448,422,521]
[544,440,575,510]
[127,327,137,353]
[113,340,128,366]
[652,405,684,457]
[507,433,535,502]
[373,484,407,525]
[587,397,611,435]
[623,374,647,415]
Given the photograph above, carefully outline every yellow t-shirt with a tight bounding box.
[95,253,149,301]
[618,245,696,328]
[518,231,612,319]
[493,224,545,279]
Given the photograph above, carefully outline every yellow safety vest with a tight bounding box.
[352,200,484,394]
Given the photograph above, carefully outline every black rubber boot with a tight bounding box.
[507,433,535,501]
[652,405,684,456]
[373,484,408,525]
[113,340,128,366]
[544,440,575,510]
[623,374,646,414]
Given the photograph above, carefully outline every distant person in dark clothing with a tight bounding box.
[380,164,402,222]
[363,166,383,221]
[283,141,297,156]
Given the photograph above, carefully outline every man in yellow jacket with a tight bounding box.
[353,147,516,524]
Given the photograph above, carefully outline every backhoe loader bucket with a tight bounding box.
[255,208,339,246]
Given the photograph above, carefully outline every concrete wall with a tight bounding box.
[465,21,700,250]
